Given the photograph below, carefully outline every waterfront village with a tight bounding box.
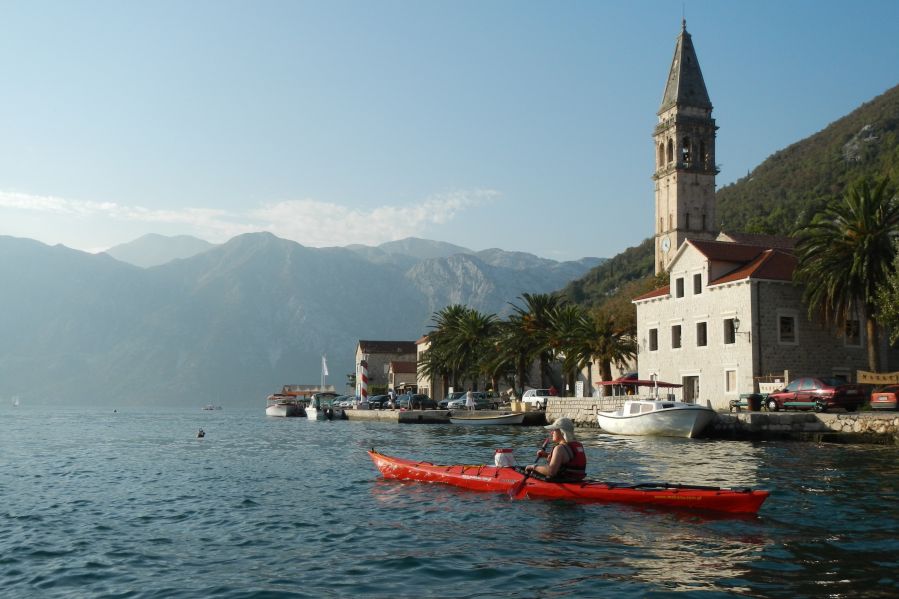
[267,22,899,444]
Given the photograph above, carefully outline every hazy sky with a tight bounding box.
[1,1,897,261]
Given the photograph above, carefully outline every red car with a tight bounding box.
[870,385,899,410]
[765,377,865,412]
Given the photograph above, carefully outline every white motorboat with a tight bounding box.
[449,412,526,426]
[597,399,716,438]
[265,394,303,417]
[306,392,339,420]
[594,378,716,438]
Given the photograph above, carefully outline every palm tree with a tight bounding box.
[548,303,589,393]
[490,316,536,398]
[582,310,638,396]
[445,307,498,390]
[423,304,470,390]
[795,178,899,371]
[511,293,562,388]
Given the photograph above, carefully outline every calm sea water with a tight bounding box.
[2,405,899,598]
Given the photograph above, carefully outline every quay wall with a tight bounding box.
[545,397,899,445]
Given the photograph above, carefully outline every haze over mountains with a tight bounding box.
[0,233,600,406]
[5,83,897,408]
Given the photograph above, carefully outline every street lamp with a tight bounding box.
[733,317,751,342]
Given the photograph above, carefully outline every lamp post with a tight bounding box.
[733,317,751,342]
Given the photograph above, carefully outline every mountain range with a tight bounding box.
[5,82,897,407]
[0,233,600,406]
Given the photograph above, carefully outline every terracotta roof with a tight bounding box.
[633,285,670,302]
[687,239,772,262]
[390,361,417,374]
[358,340,416,354]
[711,249,797,285]
[716,231,796,251]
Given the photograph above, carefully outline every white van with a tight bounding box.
[521,389,554,409]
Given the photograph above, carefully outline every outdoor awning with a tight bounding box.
[595,379,682,388]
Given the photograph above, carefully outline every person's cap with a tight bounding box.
[544,417,574,433]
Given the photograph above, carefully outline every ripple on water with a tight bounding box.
[2,408,899,597]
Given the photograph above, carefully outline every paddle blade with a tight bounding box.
[508,473,530,500]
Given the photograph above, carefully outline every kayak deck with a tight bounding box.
[368,450,769,514]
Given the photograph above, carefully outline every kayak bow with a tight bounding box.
[368,450,769,514]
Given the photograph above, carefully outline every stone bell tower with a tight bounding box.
[653,20,718,274]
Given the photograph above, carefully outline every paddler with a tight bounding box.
[524,417,586,482]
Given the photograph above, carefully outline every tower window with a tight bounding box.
[658,143,664,168]
[666,140,673,163]
[681,136,691,164]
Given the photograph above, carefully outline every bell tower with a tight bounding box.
[653,20,718,274]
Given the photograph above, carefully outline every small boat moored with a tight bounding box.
[368,450,769,514]
[449,412,526,426]
[265,394,303,417]
[595,378,716,438]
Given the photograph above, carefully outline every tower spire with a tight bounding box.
[652,22,718,275]
[659,21,712,115]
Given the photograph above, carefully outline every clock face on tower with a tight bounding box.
[661,236,671,253]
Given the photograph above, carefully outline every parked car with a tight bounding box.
[446,392,497,410]
[368,394,391,409]
[397,393,437,410]
[765,377,865,412]
[439,391,465,409]
[870,385,899,410]
[521,388,555,409]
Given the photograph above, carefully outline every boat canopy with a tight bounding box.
[595,379,682,388]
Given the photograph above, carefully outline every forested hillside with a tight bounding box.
[564,83,899,310]
[717,84,899,235]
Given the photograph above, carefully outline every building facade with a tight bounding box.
[355,340,416,397]
[636,236,898,410]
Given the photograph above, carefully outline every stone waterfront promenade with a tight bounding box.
[546,397,899,444]
[339,398,899,444]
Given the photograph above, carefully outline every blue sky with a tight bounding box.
[1,1,897,261]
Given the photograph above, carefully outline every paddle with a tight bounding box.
[509,437,549,499]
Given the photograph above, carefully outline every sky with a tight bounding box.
[1,1,898,262]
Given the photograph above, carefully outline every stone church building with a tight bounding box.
[635,22,898,409]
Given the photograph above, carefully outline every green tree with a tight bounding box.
[875,241,899,344]
[548,303,589,393]
[795,178,899,370]
[584,309,638,396]
[511,293,563,389]
[446,307,498,390]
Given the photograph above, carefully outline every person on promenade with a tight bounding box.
[524,417,586,482]
[465,388,475,411]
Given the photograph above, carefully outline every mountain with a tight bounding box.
[716,83,899,235]
[105,233,216,267]
[0,233,598,406]
[564,83,899,309]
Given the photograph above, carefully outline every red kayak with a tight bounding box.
[369,450,769,514]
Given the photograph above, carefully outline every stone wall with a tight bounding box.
[547,397,899,444]
[546,397,623,428]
